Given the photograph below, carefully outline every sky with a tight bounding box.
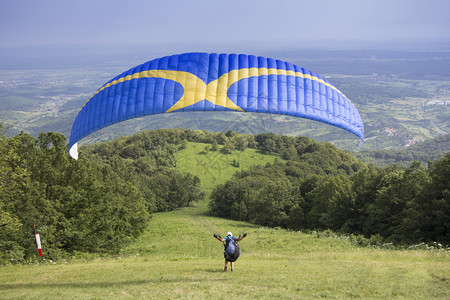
[1,0,450,51]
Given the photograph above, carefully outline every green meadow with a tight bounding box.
[0,142,449,299]
[1,205,449,299]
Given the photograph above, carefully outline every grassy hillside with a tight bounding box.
[175,141,284,196]
[1,205,448,299]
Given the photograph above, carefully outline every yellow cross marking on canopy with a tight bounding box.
[84,67,345,111]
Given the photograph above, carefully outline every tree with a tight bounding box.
[262,138,277,154]
[350,165,384,234]
[230,200,247,221]
[287,203,304,230]
[247,179,293,227]
[234,135,249,151]
[282,145,298,160]
[211,140,219,151]
[424,154,450,243]
[363,168,406,240]
[392,161,430,243]
[221,140,235,154]
[232,158,240,168]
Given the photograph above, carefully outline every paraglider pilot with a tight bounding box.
[214,232,247,272]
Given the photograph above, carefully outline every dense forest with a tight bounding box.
[1,125,448,264]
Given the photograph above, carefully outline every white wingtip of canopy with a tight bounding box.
[69,143,78,160]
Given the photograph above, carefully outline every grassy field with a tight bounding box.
[1,204,449,299]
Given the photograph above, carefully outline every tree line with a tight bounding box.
[210,152,449,246]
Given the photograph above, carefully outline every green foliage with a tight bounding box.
[425,154,450,242]
[307,175,356,230]
[0,129,153,263]
[247,179,294,227]
[148,169,205,211]
[230,200,247,221]
[211,140,219,151]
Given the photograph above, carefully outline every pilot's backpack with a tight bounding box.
[224,237,240,262]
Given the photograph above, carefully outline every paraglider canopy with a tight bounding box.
[69,52,364,159]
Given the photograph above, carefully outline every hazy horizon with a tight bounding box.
[1,0,450,54]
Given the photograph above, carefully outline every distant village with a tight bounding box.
[384,127,418,148]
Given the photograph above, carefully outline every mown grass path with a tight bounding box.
[1,204,449,299]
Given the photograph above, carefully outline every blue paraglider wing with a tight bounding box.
[69,53,364,159]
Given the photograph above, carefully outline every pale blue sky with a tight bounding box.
[1,0,449,50]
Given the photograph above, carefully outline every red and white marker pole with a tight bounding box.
[35,233,43,256]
